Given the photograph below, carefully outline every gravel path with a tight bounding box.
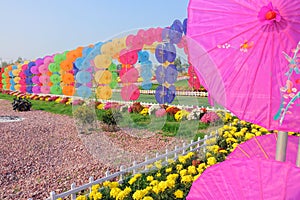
[0,99,181,200]
[0,100,113,199]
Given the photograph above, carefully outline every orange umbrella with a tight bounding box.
[62,85,75,96]
[62,73,75,84]
[60,60,73,71]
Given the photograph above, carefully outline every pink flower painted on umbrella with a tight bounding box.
[258,2,281,25]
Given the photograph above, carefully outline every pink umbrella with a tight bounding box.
[187,158,300,199]
[227,134,300,165]
[187,0,300,132]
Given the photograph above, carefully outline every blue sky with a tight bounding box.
[0,0,188,62]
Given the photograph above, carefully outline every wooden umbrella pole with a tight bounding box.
[275,131,288,162]
[296,137,300,167]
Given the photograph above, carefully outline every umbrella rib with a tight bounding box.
[241,31,268,119]
[254,137,270,159]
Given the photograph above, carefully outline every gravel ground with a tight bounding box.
[0,99,181,200]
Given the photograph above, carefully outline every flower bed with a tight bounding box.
[72,117,300,200]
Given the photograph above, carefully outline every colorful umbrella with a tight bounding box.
[187,0,300,132]
[227,133,300,165]
[187,158,300,199]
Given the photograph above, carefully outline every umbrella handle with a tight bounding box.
[297,138,300,167]
[275,131,288,162]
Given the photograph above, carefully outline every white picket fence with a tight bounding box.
[31,132,217,200]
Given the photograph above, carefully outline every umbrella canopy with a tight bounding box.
[187,0,300,132]
[227,133,300,164]
[187,158,300,199]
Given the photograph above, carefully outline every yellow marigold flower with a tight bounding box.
[176,164,183,171]
[110,181,119,188]
[259,127,268,133]
[146,176,154,182]
[165,167,172,173]
[174,189,184,199]
[180,169,187,177]
[95,192,102,199]
[143,196,154,200]
[92,184,100,192]
[251,128,257,133]
[150,180,158,186]
[232,143,239,149]
[234,131,244,138]
[97,103,104,109]
[240,120,247,125]
[89,191,96,199]
[167,158,175,164]
[178,155,186,164]
[110,187,121,198]
[158,181,168,192]
[194,174,201,181]
[206,152,212,158]
[188,165,197,175]
[117,189,131,200]
[124,187,132,194]
[133,190,146,200]
[245,132,255,140]
[128,177,137,185]
[154,160,162,169]
[207,157,217,165]
[198,163,206,170]
[102,181,110,187]
[166,179,176,188]
[181,175,193,184]
[174,110,183,121]
[167,173,179,181]
[76,195,87,200]
[156,172,161,177]
[140,107,149,116]
[186,151,194,158]
[255,131,262,136]
[152,185,160,194]
[226,138,237,144]
[219,149,228,154]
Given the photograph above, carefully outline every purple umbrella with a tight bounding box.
[187,0,300,132]
[187,0,300,163]
[187,158,300,199]
[227,133,300,165]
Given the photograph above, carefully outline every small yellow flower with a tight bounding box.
[156,172,161,177]
[207,157,217,165]
[146,176,154,182]
[178,155,186,164]
[150,180,159,186]
[180,169,187,177]
[154,160,162,169]
[143,196,154,200]
[245,132,255,140]
[110,187,121,198]
[165,167,172,173]
[181,175,193,184]
[140,107,149,116]
[167,158,175,164]
[176,164,183,171]
[76,195,87,200]
[188,165,197,175]
[97,103,104,110]
[174,189,184,199]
